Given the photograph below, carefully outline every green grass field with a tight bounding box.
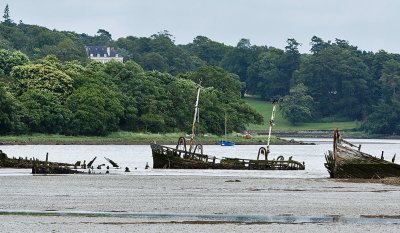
[244,96,358,131]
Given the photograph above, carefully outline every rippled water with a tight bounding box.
[1,138,399,178]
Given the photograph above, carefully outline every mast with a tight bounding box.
[265,99,278,159]
[224,111,227,141]
[189,81,202,152]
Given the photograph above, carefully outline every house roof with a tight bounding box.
[85,46,119,57]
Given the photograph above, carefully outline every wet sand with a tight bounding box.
[1,174,400,232]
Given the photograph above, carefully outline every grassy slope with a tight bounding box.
[244,96,358,131]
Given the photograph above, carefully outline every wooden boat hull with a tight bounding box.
[325,130,400,179]
[151,143,305,170]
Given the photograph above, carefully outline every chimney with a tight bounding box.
[107,47,111,56]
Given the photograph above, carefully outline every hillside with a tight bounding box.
[244,97,358,131]
[0,17,399,136]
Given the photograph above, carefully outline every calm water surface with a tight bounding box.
[1,138,399,178]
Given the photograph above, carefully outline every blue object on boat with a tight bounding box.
[219,140,235,146]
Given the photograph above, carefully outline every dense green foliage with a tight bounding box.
[0,51,262,136]
[0,6,399,135]
[279,84,314,125]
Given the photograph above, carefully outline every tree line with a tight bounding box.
[1,5,400,135]
[0,50,263,135]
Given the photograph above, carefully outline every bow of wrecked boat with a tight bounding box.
[325,129,400,179]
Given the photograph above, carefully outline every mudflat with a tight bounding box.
[1,174,399,232]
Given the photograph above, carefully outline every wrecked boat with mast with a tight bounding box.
[325,129,400,179]
[150,82,305,170]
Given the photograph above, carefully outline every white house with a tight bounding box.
[85,46,123,63]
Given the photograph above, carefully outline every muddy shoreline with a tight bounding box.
[1,175,399,232]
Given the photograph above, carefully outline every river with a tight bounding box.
[1,138,399,178]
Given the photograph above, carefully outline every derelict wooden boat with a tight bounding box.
[325,129,400,179]
[0,150,79,174]
[151,138,305,170]
[151,84,305,170]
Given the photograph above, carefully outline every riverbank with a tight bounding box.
[1,175,399,232]
[0,130,397,146]
[253,129,400,139]
[0,132,312,145]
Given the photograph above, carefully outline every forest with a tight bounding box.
[0,5,399,136]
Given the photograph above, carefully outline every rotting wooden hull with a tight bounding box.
[325,130,400,179]
[32,165,82,174]
[1,149,80,174]
[151,143,305,170]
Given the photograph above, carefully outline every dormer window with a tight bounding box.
[86,46,123,63]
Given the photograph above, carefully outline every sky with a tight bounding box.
[4,0,400,53]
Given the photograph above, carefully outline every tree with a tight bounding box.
[246,48,288,99]
[282,38,301,84]
[11,59,73,100]
[183,66,242,100]
[139,52,168,71]
[361,99,400,134]
[139,113,165,132]
[97,29,112,40]
[19,89,70,134]
[220,39,258,82]
[166,78,197,132]
[66,84,123,135]
[0,36,12,50]
[279,83,314,125]
[39,38,87,62]
[309,36,330,54]
[0,84,22,134]
[130,71,174,132]
[297,40,372,119]
[102,63,173,132]
[91,29,113,46]
[380,59,400,99]
[185,36,228,66]
[0,49,29,75]
[361,58,400,134]
[182,66,263,134]
[2,4,12,25]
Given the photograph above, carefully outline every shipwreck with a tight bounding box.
[0,150,79,174]
[151,82,305,170]
[325,129,400,179]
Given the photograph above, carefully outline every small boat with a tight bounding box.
[219,140,235,146]
[325,129,400,179]
[219,112,235,146]
[151,83,305,170]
